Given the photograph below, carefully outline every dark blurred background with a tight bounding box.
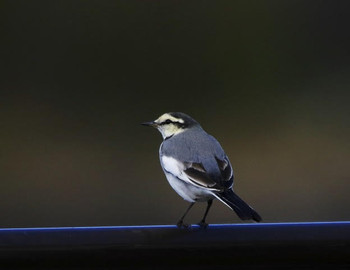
[0,1,349,227]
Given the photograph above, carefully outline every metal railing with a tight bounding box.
[0,221,349,268]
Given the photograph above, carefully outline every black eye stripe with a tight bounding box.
[160,119,176,125]
[160,119,186,127]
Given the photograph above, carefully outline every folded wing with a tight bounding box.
[161,155,233,191]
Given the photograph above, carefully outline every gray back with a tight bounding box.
[160,126,231,181]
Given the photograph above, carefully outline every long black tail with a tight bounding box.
[214,189,262,222]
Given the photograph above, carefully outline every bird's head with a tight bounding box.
[142,112,199,139]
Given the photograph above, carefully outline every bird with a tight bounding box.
[142,112,261,228]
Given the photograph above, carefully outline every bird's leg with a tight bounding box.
[177,202,195,228]
[198,200,213,229]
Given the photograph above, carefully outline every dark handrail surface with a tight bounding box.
[0,221,349,268]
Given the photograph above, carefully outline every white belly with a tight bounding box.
[163,171,214,202]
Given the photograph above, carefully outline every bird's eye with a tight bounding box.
[164,119,172,124]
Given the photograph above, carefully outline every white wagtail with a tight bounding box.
[142,112,261,228]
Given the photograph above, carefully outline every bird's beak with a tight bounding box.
[141,121,158,128]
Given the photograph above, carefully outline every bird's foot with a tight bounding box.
[177,220,191,229]
[197,221,208,229]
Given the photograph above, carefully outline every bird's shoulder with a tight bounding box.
[160,127,225,159]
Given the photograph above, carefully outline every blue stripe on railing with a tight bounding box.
[1,220,349,231]
[0,221,349,249]
[0,221,349,269]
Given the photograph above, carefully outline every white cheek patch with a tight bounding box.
[157,124,186,139]
[161,125,181,138]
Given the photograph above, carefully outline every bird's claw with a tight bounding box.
[197,221,208,229]
[177,220,191,229]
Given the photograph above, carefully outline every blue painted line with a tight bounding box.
[0,221,349,232]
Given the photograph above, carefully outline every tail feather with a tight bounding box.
[214,190,262,222]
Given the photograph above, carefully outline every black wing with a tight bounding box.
[183,156,233,191]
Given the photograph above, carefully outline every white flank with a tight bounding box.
[161,156,185,178]
[160,155,218,202]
